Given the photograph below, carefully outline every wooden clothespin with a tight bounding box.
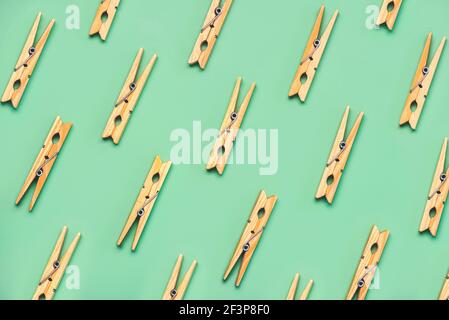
[16,116,72,211]
[103,49,157,144]
[439,270,449,300]
[346,225,389,300]
[188,0,233,69]
[286,273,314,300]
[224,191,277,286]
[162,255,197,300]
[117,156,171,251]
[400,33,446,130]
[288,5,338,102]
[376,0,402,30]
[419,138,449,236]
[32,226,81,300]
[207,78,256,175]
[316,106,363,204]
[1,12,54,108]
[89,0,120,40]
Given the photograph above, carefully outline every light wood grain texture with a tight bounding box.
[16,116,72,211]
[1,12,54,108]
[346,225,389,300]
[188,0,233,69]
[419,138,449,236]
[224,191,277,286]
[439,270,449,300]
[288,6,338,102]
[162,255,197,300]
[376,0,402,30]
[206,77,255,175]
[117,155,171,251]
[89,0,120,40]
[316,106,363,204]
[286,273,314,300]
[400,33,446,129]
[103,49,157,144]
[32,226,81,300]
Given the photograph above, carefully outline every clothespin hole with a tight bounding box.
[53,261,60,269]
[152,173,160,183]
[200,40,209,52]
[217,146,226,158]
[129,82,136,91]
[52,133,60,145]
[28,47,36,56]
[257,208,265,219]
[409,101,418,112]
[313,39,321,48]
[13,80,21,90]
[429,208,437,218]
[243,243,250,252]
[101,11,109,23]
[387,1,395,12]
[326,175,334,186]
[114,115,122,127]
[215,7,222,16]
[357,279,365,288]
[300,73,308,84]
[170,289,177,298]
[370,243,378,254]
[440,173,447,182]
[137,208,145,217]
[422,67,429,75]
[38,294,47,300]
[230,112,237,121]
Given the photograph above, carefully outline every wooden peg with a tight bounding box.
[1,12,54,108]
[162,255,197,300]
[102,49,157,144]
[419,138,449,236]
[207,77,256,175]
[32,226,81,300]
[439,270,449,300]
[16,116,72,211]
[189,0,233,69]
[346,225,389,300]
[286,273,314,300]
[376,0,402,30]
[117,156,171,251]
[289,6,338,102]
[316,106,364,204]
[224,191,277,286]
[89,0,120,40]
[400,33,446,130]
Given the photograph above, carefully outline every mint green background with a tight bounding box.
[1,0,448,300]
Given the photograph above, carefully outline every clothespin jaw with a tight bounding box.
[188,0,233,69]
[1,12,54,108]
[16,116,72,211]
[89,0,120,40]
[224,190,277,286]
[206,78,256,175]
[286,273,314,300]
[400,33,446,130]
[117,156,172,251]
[439,270,449,300]
[419,138,449,236]
[32,226,81,300]
[376,0,402,30]
[288,5,338,102]
[162,255,197,300]
[103,49,157,144]
[346,225,389,300]
[316,106,363,204]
